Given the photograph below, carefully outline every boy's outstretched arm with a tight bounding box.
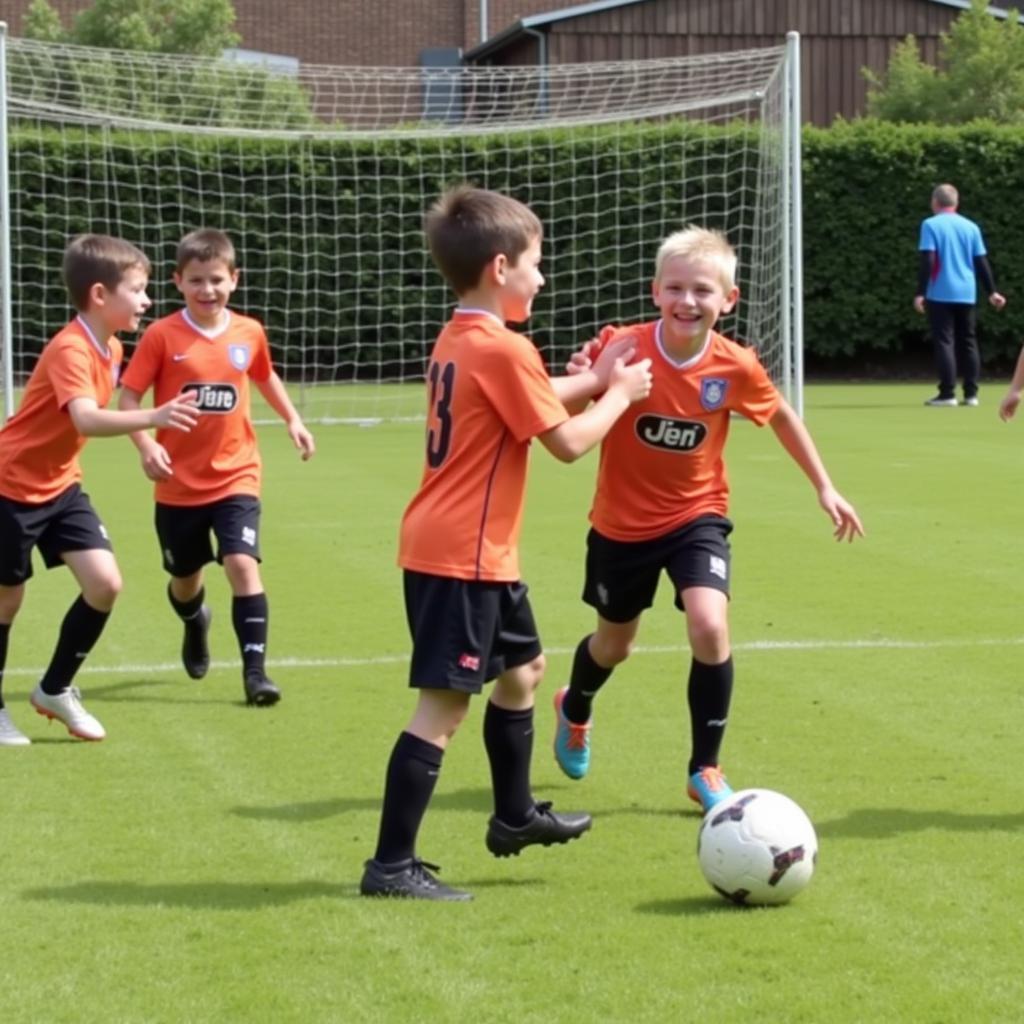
[255,372,315,460]
[549,336,637,411]
[768,400,865,543]
[70,390,198,439]
[999,345,1024,421]
[539,356,651,463]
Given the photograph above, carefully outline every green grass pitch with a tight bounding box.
[2,383,1023,1023]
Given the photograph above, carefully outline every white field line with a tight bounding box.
[5,635,1024,677]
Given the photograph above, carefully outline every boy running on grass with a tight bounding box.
[552,226,864,810]
[360,185,653,901]
[0,235,198,746]
[119,229,314,708]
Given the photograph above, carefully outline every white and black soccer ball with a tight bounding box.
[697,788,818,906]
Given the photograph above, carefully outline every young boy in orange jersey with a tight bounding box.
[119,229,315,708]
[0,235,199,747]
[552,226,864,809]
[360,185,653,901]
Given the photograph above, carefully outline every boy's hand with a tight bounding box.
[139,442,174,481]
[565,337,600,376]
[999,389,1021,421]
[591,336,638,387]
[289,419,316,460]
[819,487,864,542]
[609,357,652,404]
[990,291,1007,311]
[152,392,199,432]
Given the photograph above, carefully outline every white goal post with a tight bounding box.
[0,24,803,424]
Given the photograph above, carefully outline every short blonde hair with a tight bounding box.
[654,226,737,291]
[932,183,959,209]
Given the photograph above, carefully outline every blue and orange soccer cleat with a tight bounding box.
[687,765,733,812]
[553,686,592,780]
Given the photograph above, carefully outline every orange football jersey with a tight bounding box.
[589,321,781,541]
[399,310,569,582]
[0,318,122,504]
[120,309,272,506]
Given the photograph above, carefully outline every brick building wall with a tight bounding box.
[0,0,589,65]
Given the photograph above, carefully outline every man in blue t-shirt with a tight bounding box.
[914,183,1006,407]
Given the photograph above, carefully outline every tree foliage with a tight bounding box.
[23,0,240,55]
[17,0,316,129]
[865,0,1024,123]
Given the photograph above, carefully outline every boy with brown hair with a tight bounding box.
[119,229,315,708]
[552,226,864,809]
[0,234,198,746]
[360,185,653,901]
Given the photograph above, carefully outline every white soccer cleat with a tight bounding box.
[0,707,31,746]
[30,684,106,741]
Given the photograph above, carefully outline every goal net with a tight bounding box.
[0,28,802,424]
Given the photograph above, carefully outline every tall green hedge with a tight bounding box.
[9,118,1024,376]
[802,119,1024,367]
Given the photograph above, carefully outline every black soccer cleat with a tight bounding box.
[243,672,281,707]
[360,857,472,901]
[485,801,593,858]
[181,605,212,680]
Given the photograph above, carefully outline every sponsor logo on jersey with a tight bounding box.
[700,377,728,411]
[229,344,251,371]
[184,382,238,413]
[635,414,707,452]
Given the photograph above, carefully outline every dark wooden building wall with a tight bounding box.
[481,0,963,125]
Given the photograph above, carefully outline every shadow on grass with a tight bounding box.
[818,807,1024,838]
[23,874,548,909]
[22,879,354,909]
[79,677,239,707]
[231,786,495,821]
[635,896,743,916]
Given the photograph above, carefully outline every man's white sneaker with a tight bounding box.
[0,707,31,746]
[30,685,106,741]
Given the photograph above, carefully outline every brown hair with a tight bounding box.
[932,183,959,209]
[424,185,541,294]
[176,228,237,272]
[62,234,150,312]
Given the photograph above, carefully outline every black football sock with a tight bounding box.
[168,583,205,621]
[0,622,10,709]
[232,593,268,678]
[483,701,535,827]
[373,731,444,865]
[39,596,110,695]
[687,655,734,775]
[562,634,614,724]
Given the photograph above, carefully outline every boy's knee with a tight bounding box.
[592,633,633,667]
[687,617,729,660]
[84,570,123,611]
[0,584,26,622]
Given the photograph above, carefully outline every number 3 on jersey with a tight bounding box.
[426,360,455,467]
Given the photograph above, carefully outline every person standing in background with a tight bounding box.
[915,183,1006,407]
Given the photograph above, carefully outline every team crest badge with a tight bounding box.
[700,377,728,411]
[228,344,250,371]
